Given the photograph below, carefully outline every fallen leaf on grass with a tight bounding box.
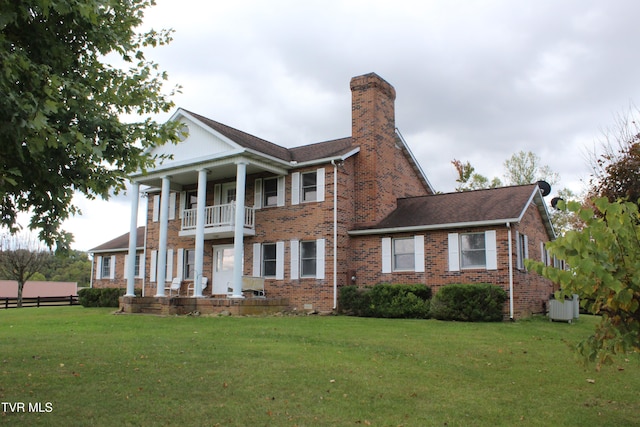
[587,379,596,384]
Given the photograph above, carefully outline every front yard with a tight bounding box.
[0,307,638,426]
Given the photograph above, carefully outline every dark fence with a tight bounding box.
[1,295,79,309]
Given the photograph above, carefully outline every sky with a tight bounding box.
[53,0,640,252]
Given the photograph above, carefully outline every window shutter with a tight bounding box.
[179,191,186,219]
[540,241,545,262]
[515,231,522,270]
[139,253,145,279]
[166,249,173,281]
[277,176,285,207]
[290,240,299,279]
[176,248,184,280]
[124,255,128,279]
[253,243,261,276]
[448,233,460,272]
[96,256,102,280]
[523,235,529,259]
[485,230,497,270]
[316,168,325,202]
[414,235,425,273]
[291,173,300,205]
[381,237,392,273]
[276,241,285,280]
[254,178,262,209]
[214,184,222,205]
[316,238,325,279]
[169,192,176,220]
[153,195,160,222]
[109,256,116,279]
[150,250,157,282]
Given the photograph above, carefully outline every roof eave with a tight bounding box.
[348,218,521,236]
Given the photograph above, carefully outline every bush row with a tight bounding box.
[78,288,139,307]
[339,283,507,322]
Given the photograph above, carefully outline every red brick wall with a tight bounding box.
[92,251,144,291]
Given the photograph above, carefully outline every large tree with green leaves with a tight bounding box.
[0,0,181,249]
[528,198,640,368]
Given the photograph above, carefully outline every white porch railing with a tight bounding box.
[181,204,255,231]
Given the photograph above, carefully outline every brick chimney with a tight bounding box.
[351,72,398,227]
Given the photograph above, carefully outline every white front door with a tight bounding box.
[212,245,235,295]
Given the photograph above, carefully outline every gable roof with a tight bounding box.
[89,227,145,253]
[350,184,555,238]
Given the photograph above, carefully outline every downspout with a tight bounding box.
[507,222,514,320]
[331,160,338,310]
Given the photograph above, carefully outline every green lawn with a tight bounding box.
[0,307,638,426]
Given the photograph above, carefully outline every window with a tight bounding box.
[393,238,415,271]
[134,254,141,277]
[300,241,317,277]
[101,256,111,279]
[460,233,486,269]
[302,172,317,202]
[184,249,196,280]
[186,190,198,210]
[263,178,279,207]
[262,243,277,277]
[516,232,528,270]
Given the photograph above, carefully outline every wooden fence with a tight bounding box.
[1,295,79,309]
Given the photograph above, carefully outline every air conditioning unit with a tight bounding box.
[549,299,574,323]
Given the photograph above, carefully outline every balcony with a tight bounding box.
[179,203,256,239]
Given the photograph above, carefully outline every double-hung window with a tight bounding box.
[300,241,317,277]
[291,169,325,204]
[301,172,317,202]
[101,256,112,279]
[262,243,277,277]
[448,231,497,271]
[516,232,528,270]
[184,249,196,280]
[460,233,486,269]
[252,242,284,279]
[381,236,425,273]
[393,238,415,271]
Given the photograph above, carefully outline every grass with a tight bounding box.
[0,308,638,426]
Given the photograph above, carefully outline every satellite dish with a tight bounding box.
[537,180,551,197]
[551,197,563,209]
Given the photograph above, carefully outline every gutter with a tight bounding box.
[348,218,522,236]
[507,222,514,320]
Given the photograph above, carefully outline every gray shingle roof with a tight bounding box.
[356,184,542,231]
[89,227,145,252]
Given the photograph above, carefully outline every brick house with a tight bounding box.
[89,72,556,318]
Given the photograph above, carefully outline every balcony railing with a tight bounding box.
[181,204,255,231]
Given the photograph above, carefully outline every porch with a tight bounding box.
[119,295,290,316]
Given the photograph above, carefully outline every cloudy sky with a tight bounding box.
[59,0,640,251]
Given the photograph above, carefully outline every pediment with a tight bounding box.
[149,111,241,166]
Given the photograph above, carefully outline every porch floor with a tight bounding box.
[119,295,290,316]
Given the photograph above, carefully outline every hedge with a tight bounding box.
[78,288,139,307]
[339,284,432,319]
[429,283,507,322]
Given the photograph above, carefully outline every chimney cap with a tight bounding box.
[350,72,396,100]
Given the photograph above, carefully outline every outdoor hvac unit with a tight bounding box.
[549,295,579,323]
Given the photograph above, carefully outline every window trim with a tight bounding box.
[392,237,415,272]
[101,256,112,279]
[460,232,487,270]
[262,243,277,278]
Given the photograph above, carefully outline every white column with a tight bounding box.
[155,176,171,296]
[125,181,140,297]
[231,161,247,298]
[194,168,208,297]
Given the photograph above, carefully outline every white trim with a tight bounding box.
[179,191,186,219]
[349,219,521,236]
[152,195,160,222]
[138,253,145,279]
[290,240,299,280]
[166,249,173,282]
[96,256,102,280]
[414,235,425,273]
[168,192,176,221]
[176,248,184,280]
[109,255,116,279]
[381,237,392,273]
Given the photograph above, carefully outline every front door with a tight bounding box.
[212,245,234,295]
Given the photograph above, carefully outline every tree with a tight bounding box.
[451,159,502,191]
[588,107,640,205]
[38,250,91,287]
[0,0,182,250]
[0,233,52,307]
[503,151,559,186]
[527,198,640,368]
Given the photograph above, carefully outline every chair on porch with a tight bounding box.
[168,278,182,297]
[187,277,208,297]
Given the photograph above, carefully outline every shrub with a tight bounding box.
[78,288,138,307]
[429,283,507,322]
[339,284,431,319]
